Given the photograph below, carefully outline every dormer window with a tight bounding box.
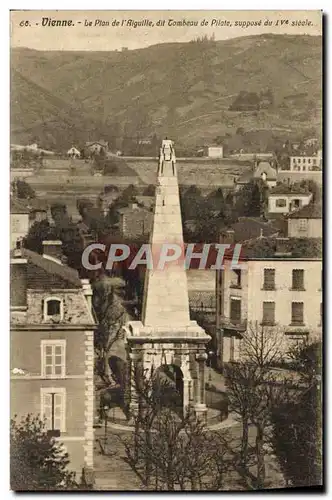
[44,297,64,322]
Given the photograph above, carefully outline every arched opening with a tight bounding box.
[152,364,184,413]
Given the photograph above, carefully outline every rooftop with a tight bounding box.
[11,247,82,289]
[269,184,311,195]
[287,202,322,219]
[240,237,322,260]
[220,217,279,243]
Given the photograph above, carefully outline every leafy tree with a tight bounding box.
[122,184,138,203]
[11,179,36,200]
[11,414,79,491]
[235,179,268,218]
[24,219,51,254]
[142,184,156,196]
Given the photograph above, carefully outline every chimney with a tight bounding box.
[81,279,93,312]
[274,237,292,257]
[42,240,63,262]
[10,254,28,309]
[222,229,235,245]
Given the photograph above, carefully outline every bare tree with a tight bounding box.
[225,322,286,489]
[92,279,127,386]
[120,368,231,491]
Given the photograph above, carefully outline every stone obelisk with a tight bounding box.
[124,140,210,419]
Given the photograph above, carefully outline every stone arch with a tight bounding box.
[152,363,184,412]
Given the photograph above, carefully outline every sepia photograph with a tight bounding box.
[9,9,323,491]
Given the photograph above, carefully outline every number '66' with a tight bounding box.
[19,20,30,27]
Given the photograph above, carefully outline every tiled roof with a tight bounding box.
[18,248,82,288]
[235,171,253,184]
[220,217,279,243]
[269,184,310,195]
[287,202,322,219]
[240,237,322,259]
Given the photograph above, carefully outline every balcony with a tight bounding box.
[221,318,247,332]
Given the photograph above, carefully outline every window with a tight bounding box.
[291,302,304,325]
[293,158,296,163]
[41,340,66,378]
[297,158,301,163]
[262,302,275,325]
[299,219,308,231]
[230,269,241,288]
[292,269,305,290]
[263,268,275,290]
[313,158,317,165]
[44,297,63,322]
[230,297,241,324]
[40,388,66,433]
[308,158,311,164]
[276,199,287,208]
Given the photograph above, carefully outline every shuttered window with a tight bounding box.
[262,302,275,325]
[291,302,304,325]
[230,298,241,324]
[263,269,275,290]
[40,388,66,432]
[292,269,304,290]
[41,340,66,378]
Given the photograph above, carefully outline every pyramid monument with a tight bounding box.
[124,139,210,418]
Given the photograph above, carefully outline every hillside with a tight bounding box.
[10,34,322,150]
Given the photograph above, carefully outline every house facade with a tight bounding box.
[10,198,30,249]
[287,203,322,238]
[10,243,96,484]
[117,203,153,239]
[216,238,322,362]
[268,185,313,215]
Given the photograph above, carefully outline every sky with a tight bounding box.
[10,10,322,51]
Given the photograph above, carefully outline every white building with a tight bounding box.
[268,185,313,215]
[287,150,322,172]
[217,237,322,362]
[287,202,322,238]
[67,146,81,159]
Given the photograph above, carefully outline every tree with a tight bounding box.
[11,179,36,200]
[11,414,79,491]
[235,179,268,218]
[24,219,51,254]
[120,370,231,490]
[92,279,127,386]
[142,184,156,196]
[224,323,285,489]
[270,341,322,487]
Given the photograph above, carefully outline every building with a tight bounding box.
[287,202,322,238]
[253,161,277,188]
[287,150,322,172]
[67,147,81,159]
[85,141,109,155]
[117,203,153,239]
[216,237,322,362]
[10,242,96,484]
[268,184,313,215]
[197,146,224,158]
[10,198,30,249]
[124,142,211,421]
[10,197,49,249]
